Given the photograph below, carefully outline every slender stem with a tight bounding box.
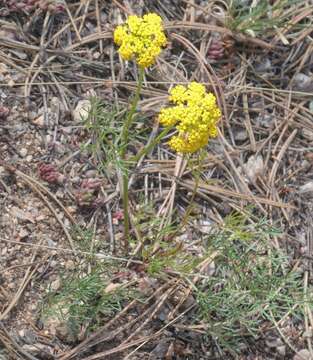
[130,126,172,163]
[121,67,145,249]
[121,67,145,158]
[169,152,203,241]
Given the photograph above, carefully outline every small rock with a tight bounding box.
[277,345,286,356]
[294,349,312,360]
[180,294,196,311]
[66,260,75,270]
[104,282,121,293]
[158,305,171,321]
[292,73,313,92]
[265,337,283,348]
[32,108,58,128]
[32,114,45,128]
[256,112,274,128]
[49,96,63,114]
[138,277,158,296]
[255,57,272,72]
[243,154,264,183]
[10,207,35,223]
[18,228,29,239]
[93,51,101,60]
[56,323,77,343]
[66,206,77,215]
[72,176,81,184]
[64,218,70,229]
[46,238,57,247]
[50,278,61,292]
[19,148,28,157]
[73,99,91,123]
[234,129,248,142]
[85,169,98,178]
[198,219,213,234]
[62,127,72,134]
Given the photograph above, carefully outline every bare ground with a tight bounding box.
[1,1,313,359]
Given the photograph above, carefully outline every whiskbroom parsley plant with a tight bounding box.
[159,82,221,153]
[113,13,167,248]
[113,14,221,251]
[114,13,167,68]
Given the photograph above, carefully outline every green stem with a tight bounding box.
[121,67,145,249]
[130,126,172,163]
[170,152,203,241]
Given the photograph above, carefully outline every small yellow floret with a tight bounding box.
[158,82,221,153]
[113,13,167,68]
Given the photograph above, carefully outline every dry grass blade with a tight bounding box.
[0,322,39,360]
[0,251,45,321]
[181,179,293,208]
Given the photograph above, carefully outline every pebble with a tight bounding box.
[64,218,70,229]
[256,112,273,128]
[85,169,98,178]
[66,260,75,270]
[255,57,272,72]
[56,323,77,343]
[62,127,72,135]
[72,99,91,123]
[265,337,283,348]
[50,278,61,292]
[277,345,286,356]
[244,154,264,183]
[292,73,313,92]
[19,148,28,157]
[46,238,57,247]
[198,219,213,234]
[18,228,29,239]
[234,129,248,142]
[32,114,45,128]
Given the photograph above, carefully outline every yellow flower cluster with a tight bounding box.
[113,13,167,68]
[159,82,221,153]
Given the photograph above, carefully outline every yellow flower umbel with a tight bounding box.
[159,82,221,153]
[113,13,167,68]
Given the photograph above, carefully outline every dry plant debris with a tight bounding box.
[0,0,313,359]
